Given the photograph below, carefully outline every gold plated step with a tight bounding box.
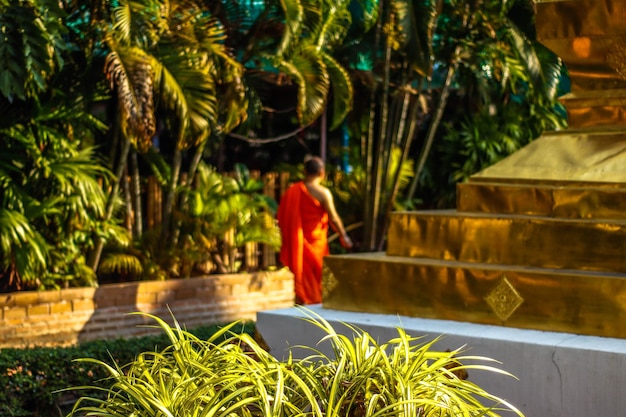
[559,91,626,130]
[536,0,626,94]
[457,181,626,219]
[472,130,626,184]
[322,253,626,338]
[387,211,626,273]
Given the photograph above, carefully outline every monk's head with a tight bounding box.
[304,156,325,179]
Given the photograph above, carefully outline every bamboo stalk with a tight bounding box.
[263,172,278,268]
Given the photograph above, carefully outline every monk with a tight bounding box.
[277,157,353,304]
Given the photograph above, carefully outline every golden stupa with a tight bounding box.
[323,0,626,339]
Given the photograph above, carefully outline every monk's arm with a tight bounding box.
[321,188,353,249]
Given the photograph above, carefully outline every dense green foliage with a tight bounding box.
[0,0,569,289]
[0,0,362,290]
[415,0,568,207]
[337,0,568,246]
[0,321,254,417]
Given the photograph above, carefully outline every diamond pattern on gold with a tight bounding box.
[322,263,338,300]
[485,276,524,322]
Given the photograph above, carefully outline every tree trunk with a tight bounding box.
[378,94,424,249]
[362,0,385,251]
[364,0,391,251]
[375,83,414,250]
[170,140,207,247]
[161,147,183,246]
[88,135,132,272]
[406,56,458,203]
[122,165,133,236]
[130,150,143,237]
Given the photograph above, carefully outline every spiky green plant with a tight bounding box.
[66,309,524,417]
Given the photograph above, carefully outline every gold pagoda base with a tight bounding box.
[322,132,626,340]
[322,253,626,339]
[321,0,626,340]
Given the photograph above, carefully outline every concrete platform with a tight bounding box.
[256,305,626,417]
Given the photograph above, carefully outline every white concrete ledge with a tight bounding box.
[257,305,626,417]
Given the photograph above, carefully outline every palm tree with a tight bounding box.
[87,0,249,270]
[89,0,362,273]
[333,0,566,250]
[212,0,358,140]
[404,0,567,204]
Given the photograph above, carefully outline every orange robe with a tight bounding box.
[277,182,329,304]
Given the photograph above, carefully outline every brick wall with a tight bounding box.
[0,268,294,348]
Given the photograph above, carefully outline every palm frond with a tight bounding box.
[392,0,439,77]
[277,0,305,55]
[184,74,219,142]
[46,148,110,217]
[192,13,248,133]
[300,0,324,41]
[387,146,414,193]
[0,3,58,101]
[0,209,46,265]
[503,24,542,86]
[533,41,565,100]
[0,208,48,287]
[112,1,132,44]
[321,52,353,130]
[352,0,379,32]
[110,0,165,48]
[279,46,330,126]
[314,2,351,52]
[151,46,215,145]
[99,252,144,276]
[104,44,157,151]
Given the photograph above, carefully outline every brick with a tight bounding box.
[214,284,233,297]
[93,296,118,309]
[175,287,197,301]
[220,274,250,285]
[20,322,50,338]
[45,331,79,347]
[61,287,97,301]
[0,324,18,339]
[156,290,177,304]
[105,281,141,292]
[135,291,157,305]
[186,276,215,289]
[0,294,16,307]
[111,290,140,306]
[3,306,26,320]
[196,284,216,297]
[139,280,176,293]
[95,305,132,316]
[50,301,72,314]
[88,310,125,326]
[27,304,50,317]
[13,291,41,307]
[1,316,27,327]
[248,275,266,292]
[231,283,248,296]
[72,298,95,312]
[37,290,62,304]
